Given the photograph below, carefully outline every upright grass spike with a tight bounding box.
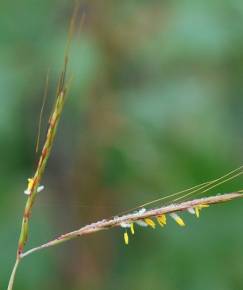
[7,5,80,290]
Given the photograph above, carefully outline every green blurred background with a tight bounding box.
[1,1,243,289]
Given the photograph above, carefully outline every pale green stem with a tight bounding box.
[7,258,21,290]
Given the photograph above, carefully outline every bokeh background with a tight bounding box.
[1,1,243,290]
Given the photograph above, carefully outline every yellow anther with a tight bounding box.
[124,231,129,245]
[27,178,34,190]
[170,213,185,227]
[198,204,209,209]
[24,178,35,195]
[195,207,200,218]
[194,204,209,218]
[157,214,167,227]
[144,218,156,229]
[130,223,135,235]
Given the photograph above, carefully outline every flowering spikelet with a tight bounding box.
[121,223,135,244]
[24,178,44,195]
[170,213,185,226]
[188,204,209,218]
[157,214,167,227]
[120,197,219,245]
[144,218,156,229]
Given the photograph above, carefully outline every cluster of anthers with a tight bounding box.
[120,204,209,245]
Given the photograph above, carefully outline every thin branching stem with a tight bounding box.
[20,192,243,258]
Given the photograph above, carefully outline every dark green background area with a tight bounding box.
[1,1,243,290]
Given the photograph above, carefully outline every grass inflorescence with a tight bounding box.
[6,4,243,290]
